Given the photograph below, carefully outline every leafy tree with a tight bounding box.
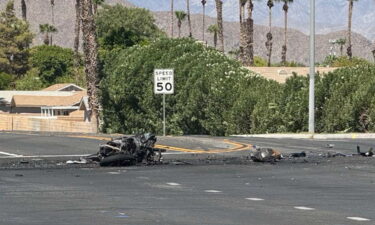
[101,38,259,135]
[28,45,75,85]
[96,4,163,51]
[0,72,12,90]
[0,1,33,77]
[321,55,371,67]
[15,68,44,90]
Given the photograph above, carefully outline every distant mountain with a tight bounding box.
[0,0,373,64]
[153,11,374,65]
[127,0,375,41]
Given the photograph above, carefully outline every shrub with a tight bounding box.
[29,45,76,85]
[101,38,265,135]
[0,72,13,90]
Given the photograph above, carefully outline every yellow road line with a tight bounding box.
[68,135,252,154]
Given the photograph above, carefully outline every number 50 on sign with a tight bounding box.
[154,69,174,94]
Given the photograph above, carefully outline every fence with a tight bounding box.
[0,114,97,133]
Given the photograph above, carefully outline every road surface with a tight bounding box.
[0,132,374,225]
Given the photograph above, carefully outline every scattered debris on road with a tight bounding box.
[289,152,307,158]
[84,133,166,167]
[357,146,374,157]
[250,148,282,163]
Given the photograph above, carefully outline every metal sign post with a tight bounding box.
[154,69,174,136]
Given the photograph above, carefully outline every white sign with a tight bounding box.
[154,69,174,94]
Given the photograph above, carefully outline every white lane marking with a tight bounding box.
[0,151,23,157]
[0,154,90,159]
[205,190,222,193]
[347,217,371,222]
[108,172,121,175]
[166,182,181,186]
[294,206,315,211]
[246,198,264,201]
[162,152,193,155]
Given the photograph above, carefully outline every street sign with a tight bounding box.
[154,69,174,94]
[154,69,174,137]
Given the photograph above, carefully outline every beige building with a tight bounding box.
[246,67,339,83]
[0,84,96,133]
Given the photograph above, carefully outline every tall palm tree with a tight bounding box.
[201,0,207,42]
[245,0,255,66]
[175,11,187,38]
[170,0,174,37]
[239,0,247,64]
[215,0,224,52]
[278,0,293,65]
[208,24,219,48]
[186,0,192,37]
[50,0,55,24]
[336,38,346,56]
[265,0,274,67]
[39,24,58,45]
[74,0,81,65]
[50,0,55,45]
[80,0,100,129]
[347,0,359,59]
[21,0,27,21]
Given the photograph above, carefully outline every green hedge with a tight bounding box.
[101,38,375,135]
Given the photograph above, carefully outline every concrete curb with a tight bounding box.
[233,133,375,139]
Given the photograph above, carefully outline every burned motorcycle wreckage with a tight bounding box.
[86,133,166,166]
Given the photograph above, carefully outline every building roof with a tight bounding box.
[42,83,84,91]
[11,91,87,107]
[0,91,74,105]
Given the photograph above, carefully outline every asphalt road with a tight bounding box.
[0,132,374,225]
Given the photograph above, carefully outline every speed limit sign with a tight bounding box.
[154,69,174,94]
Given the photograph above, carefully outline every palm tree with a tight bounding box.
[278,0,293,65]
[347,0,359,59]
[186,0,192,37]
[50,0,55,45]
[175,11,187,38]
[265,0,274,67]
[92,0,104,14]
[170,0,174,37]
[80,0,100,129]
[50,0,55,24]
[245,0,255,66]
[21,0,27,21]
[74,0,81,65]
[239,0,247,63]
[39,24,58,45]
[336,38,346,56]
[201,0,207,42]
[215,0,224,52]
[207,24,219,48]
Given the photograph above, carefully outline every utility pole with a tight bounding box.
[308,0,315,134]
